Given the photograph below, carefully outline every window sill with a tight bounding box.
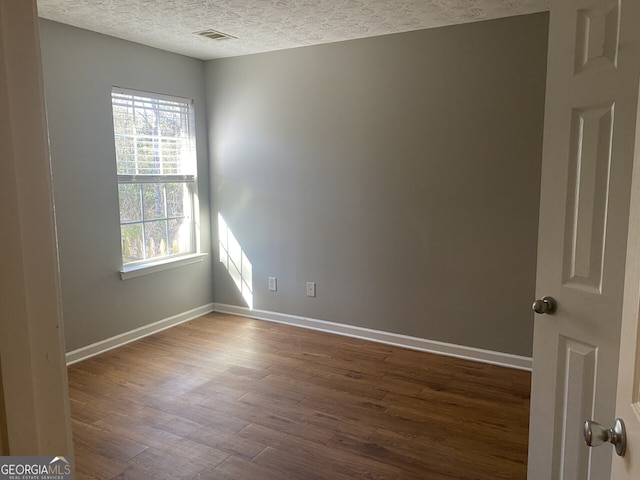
[120,253,208,280]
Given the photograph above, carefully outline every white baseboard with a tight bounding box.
[65,301,533,371]
[213,303,532,371]
[65,303,215,365]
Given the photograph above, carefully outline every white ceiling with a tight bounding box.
[37,0,549,60]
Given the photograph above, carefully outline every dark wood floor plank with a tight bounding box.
[242,423,427,480]
[70,419,148,479]
[193,455,288,480]
[68,312,531,480]
[114,446,218,480]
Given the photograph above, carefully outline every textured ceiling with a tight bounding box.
[37,0,549,60]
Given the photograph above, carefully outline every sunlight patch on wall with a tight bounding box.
[218,213,253,309]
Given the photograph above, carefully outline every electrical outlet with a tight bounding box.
[306,282,316,297]
[268,277,277,291]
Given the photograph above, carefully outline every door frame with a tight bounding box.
[0,0,72,455]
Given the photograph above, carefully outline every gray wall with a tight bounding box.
[39,13,548,358]
[39,20,213,352]
[206,13,548,356]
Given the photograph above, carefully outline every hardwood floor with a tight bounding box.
[68,312,531,479]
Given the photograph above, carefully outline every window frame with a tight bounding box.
[110,86,204,278]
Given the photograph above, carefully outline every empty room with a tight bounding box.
[4,1,640,479]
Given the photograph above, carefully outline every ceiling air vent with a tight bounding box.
[194,29,236,41]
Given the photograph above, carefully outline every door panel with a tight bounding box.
[574,2,619,75]
[554,337,597,478]
[562,104,613,292]
[529,0,640,478]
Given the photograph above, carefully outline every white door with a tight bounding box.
[528,0,640,479]
[610,77,640,478]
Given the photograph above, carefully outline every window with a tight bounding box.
[111,87,199,271]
